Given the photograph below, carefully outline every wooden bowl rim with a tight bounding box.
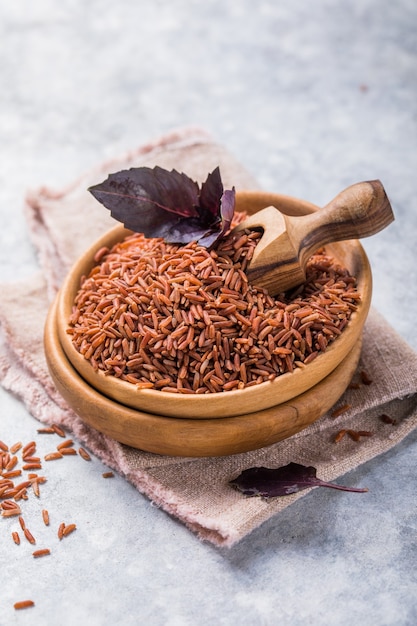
[55,190,372,419]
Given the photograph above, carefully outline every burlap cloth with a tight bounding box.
[1,127,416,547]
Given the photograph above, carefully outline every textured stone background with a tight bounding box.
[0,2,416,625]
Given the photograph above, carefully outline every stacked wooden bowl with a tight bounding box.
[44,191,372,457]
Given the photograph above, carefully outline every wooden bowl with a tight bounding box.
[45,291,363,456]
[51,190,372,421]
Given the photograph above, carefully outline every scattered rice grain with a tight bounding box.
[52,424,66,437]
[22,462,42,471]
[78,447,91,462]
[58,522,65,539]
[33,548,51,558]
[60,447,78,456]
[379,414,397,425]
[57,439,74,450]
[360,370,373,385]
[14,600,34,610]
[331,404,352,418]
[62,523,77,538]
[24,527,36,544]
[345,429,373,442]
[44,452,63,461]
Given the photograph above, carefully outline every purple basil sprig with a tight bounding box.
[88,165,235,248]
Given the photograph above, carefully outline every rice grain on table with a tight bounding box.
[62,523,77,537]
[14,600,35,610]
[24,527,36,544]
[78,447,91,462]
[58,522,65,540]
[32,548,51,558]
[12,531,20,544]
[52,424,66,437]
[68,220,360,394]
[58,522,77,539]
[44,452,63,461]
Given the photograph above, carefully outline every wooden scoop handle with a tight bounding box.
[239,179,394,295]
[290,180,394,267]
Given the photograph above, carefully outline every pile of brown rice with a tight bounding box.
[68,219,360,394]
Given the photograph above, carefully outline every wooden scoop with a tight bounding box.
[235,180,394,294]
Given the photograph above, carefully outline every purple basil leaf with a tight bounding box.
[199,167,224,218]
[197,189,236,248]
[89,166,199,236]
[229,462,368,497]
[88,165,235,247]
[220,188,236,234]
[155,216,219,246]
[195,227,223,249]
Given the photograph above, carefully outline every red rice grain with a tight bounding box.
[62,523,77,537]
[348,429,373,442]
[44,452,63,461]
[51,424,66,438]
[379,414,397,425]
[14,600,34,610]
[58,522,77,539]
[60,447,78,456]
[2,469,21,479]
[68,225,361,394]
[24,527,36,544]
[1,500,21,517]
[5,455,18,470]
[57,439,74,450]
[32,548,51,558]
[78,447,91,462]
[12,531,20,545]
[334,429,347,443]
[331,404,352,418]
[29,475,45,497]
[2,507,21,518]
[360,370,373,385]
[334,428,374,443]
[22,462,42,471]
[356,430,373,438]
[22,441,36,456]
[22,456,41,464]
[58,522,65,540]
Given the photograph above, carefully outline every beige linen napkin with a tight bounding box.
[1,127,416,547]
